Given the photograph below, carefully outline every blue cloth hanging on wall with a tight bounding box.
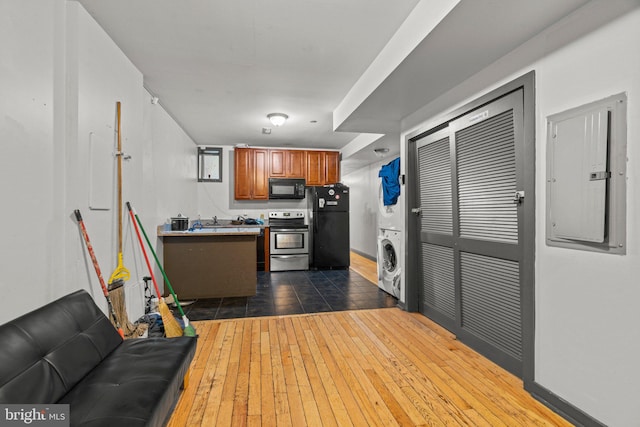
[378,157,401,206]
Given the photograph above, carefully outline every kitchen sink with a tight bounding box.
[186,227,259,234]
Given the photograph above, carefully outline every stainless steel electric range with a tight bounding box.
[268,211,309,271]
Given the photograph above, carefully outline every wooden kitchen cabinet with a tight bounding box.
[325,151,340,184]
[286,150,306,178]
[306,150,325,186]
[234,147,252,199]
[253,149,269,199]
[269,150,286,177]
[270,149,305,178]
[162,233,257,298]
[234,147,269,200]
[236,147,339,199]
[306,150,340,186]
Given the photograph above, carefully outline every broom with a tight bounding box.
[129,203,197,337]
[126,202,183,338]
[74,209,125,339]
[107,101,139,338]
[108,101,130,286]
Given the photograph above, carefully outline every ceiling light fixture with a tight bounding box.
[267,113,288,127]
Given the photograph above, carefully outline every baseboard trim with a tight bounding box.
[350,248,375,262]
[526,381,606,427]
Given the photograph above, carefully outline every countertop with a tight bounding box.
[157,224,262,237]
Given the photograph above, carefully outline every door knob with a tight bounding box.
[512,191,525,205]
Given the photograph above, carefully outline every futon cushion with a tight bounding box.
[0,290,122,404]
[58,337,197,427]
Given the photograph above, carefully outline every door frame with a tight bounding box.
[404,71,535,386]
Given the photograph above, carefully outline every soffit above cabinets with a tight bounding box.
[334,0,635,135]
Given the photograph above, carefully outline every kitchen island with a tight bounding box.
[157,226,261,299]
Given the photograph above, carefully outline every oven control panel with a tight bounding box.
[269,211,305,219]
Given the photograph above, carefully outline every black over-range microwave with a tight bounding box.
[268,178,306,199]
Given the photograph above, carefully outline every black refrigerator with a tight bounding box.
[308,184,350,269]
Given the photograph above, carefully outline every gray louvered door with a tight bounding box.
[416,90,525,375]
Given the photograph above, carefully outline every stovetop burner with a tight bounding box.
[268,211,306,229]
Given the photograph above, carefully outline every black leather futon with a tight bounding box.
[0,289,197,426]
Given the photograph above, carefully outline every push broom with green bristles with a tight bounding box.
[126,202,183,338]
[129,202,197,337]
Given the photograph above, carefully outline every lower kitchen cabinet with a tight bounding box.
[256,227,270,271]
[161,234,258,298]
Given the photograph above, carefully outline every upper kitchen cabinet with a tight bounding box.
[305,151,325,186]
[234,148,269,200]
[235,147,340,199]
[253,149,269,199]
[269,150,286,177]
[325,151,340,184]
[306,150,340,186]
[269,149,305,178]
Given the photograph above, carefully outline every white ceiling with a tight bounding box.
[75,0,421,150]
[74,0,624,176]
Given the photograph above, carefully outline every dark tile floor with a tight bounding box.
[181,269,398,321]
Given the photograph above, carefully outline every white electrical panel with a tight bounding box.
[548,107,609,242]
[546,93,627,254]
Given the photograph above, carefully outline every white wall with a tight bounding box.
[146,103,199,224]
[0,1,199,324]
[65,2,150,320]
[534,11,639,426]
[0,0,62,321]
[342,159,393,258]
[401,6,640,426]
[196,146,309,222]
[343,156,406,304]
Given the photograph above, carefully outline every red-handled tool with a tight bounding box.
[126,202,183,337]
[74,209,125,338]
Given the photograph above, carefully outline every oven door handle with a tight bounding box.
[271,254,306,259]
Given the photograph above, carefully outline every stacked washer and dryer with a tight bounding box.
[377,169,404,303]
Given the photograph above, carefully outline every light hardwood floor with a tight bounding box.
[348,251,378,285]
[168,309,571,426]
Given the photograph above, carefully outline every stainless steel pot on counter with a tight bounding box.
[171,214,189,231]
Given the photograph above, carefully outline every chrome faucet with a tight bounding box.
[213,216,219,225]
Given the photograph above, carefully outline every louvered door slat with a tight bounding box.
[415,88,526,377]
[460,252,522,360]
[456,110,518,243]
[418,136,452,235]
[421,243,455,319]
